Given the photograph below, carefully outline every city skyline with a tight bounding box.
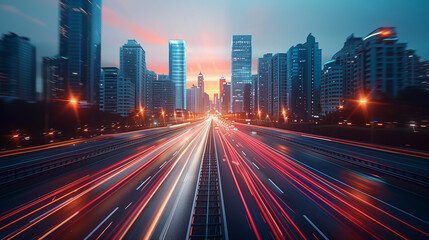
[1,0,429,99]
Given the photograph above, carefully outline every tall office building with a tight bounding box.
[270,53,287,117]
[321,60,343,116]
[117,75,135,117]
[59,0,101,104]
[197,72,204,113]
[99,67,119,114]
[354,27,407,99]
[214,93,219,110]
[251,74,258,113]
[0,32,36,102]
[120,40,146,110]
[231,35,252,113]
[257,53,273,114]
[221,83,231,114]
[152,77,175,114]
[145,70,156,111]
[42,56,66,101]
[186,85,200,113]
[169,40,187,110]
[287,34,321,120]
[219,76,226,100]
[331,35,363,100]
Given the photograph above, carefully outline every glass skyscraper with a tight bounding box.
[231,35,252,113]
[169,40,187,110]
[59,0,101,104]
[120,40,145,110]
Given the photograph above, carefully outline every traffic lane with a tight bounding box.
[0,123,201,169]
[215,126,314,239]
[236,123,429,174]
[0,121,208,237]
[238,127,429,217]
[130,120,210,240]
[213,128,262,240]
[0,119,209,238]
[224,125,429,239]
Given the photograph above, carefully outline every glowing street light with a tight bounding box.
[70,98,78,105]
[359,98,368,104]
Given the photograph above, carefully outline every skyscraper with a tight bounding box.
[152,77,175,114]
[42,57,66,101]
[198,72,204,113]
[270,53,287,117]
[287,34,321,120]
[221,83,231,114]
[231,35,252,113]
[0,32,36,102]
[186,85,200,113]
[251,74,258,113]
[219,76,226,100]
[354,27,408,99]
[120,40,146,110]
[321,60,343,116]
[99,67,119,114]
[257,53,273,114]
[169,40,186,110]
[59,0,101,104]
[145,70,157,111]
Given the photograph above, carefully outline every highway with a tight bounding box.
[0,117,428,239]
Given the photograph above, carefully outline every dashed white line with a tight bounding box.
[268,178,284,194]
[241,151,246,156]
[303,215,329,240]
[159,161,167,169]
[136,176,151,190]
[252,162,260,170]
[173,150,178,156]
[84,207,119,240]
[125,202,133,210]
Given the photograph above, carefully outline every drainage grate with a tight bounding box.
[188,124,226,240]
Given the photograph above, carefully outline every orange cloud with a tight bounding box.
[102,6,166,46]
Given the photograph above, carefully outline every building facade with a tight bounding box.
[152,77,175,114]
[59,0,101,104]
[270,53,287,117]
[0,32,36,102]
[120,40,145,110]
[257,53,272,115]
[99,67,119,114]
[287,34,321,120]
[321,60,343,116]
[169,40,187,110]
[231,35,252,113]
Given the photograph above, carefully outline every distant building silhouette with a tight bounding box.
[0,32,36,102]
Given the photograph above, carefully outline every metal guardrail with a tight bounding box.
[0,126,192,185]
[258,132,429,187]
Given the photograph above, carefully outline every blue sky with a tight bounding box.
[1,0,429,96]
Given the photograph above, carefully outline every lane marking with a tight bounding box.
[38,211,80,240]
[173,150,178,156]
[268,178,284,194]
[125,202,133,210]
[96,221,113,240]
[159,161,167,169]
[29,197,74,223]
[241,151,246,156]
[136,176,151,190]
[260,139,429,225]
[252,162,260,170]
[303,215,329,240]
[84,207,118,240]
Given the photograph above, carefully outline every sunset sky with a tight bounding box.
[1,0,429,99]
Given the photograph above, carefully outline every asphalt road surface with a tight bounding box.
[0,117,428,239]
